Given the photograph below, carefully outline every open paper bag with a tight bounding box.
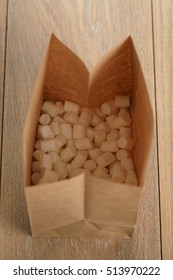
[23,34,154,238]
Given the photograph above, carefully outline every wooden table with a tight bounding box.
[0,0,172,260]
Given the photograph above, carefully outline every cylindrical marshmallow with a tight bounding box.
[119,127,131,138]
[87,127,95,141]
[94,130,106,147]
[33,150,44,161]
[92,166,110,178]
[60,123,72,139]
[71,151,88,168]
[32,161,40,173]
[109,115,131,129]
[90,114,102,127]
[39,114,51,125]
[60,146,77,162]
[64,111,78,125]
[31,172,40,185]
[49,122,61,136]
[107,131,119,141]
[53,116,66,124]
[101,99,116,115]
[101,140,119,152]
[73,124,87,139]
[36,135,66,152]
[88,148,102,160]
[115,95,130,107]
[75,138,93,150]
[117,137,134,150]
[109,161,120,176]
[106,115,117,129]
[118,108,129,116]
[53,161,67,180]
[40,168,59,183]
[121,157,134,170]
[42,101,60,117]
[55,101,64,115]
[125,170,138,185]
[116,149,131,161]
[48,151,62,164]
[95,122,110,133]
[39,154,52,170]
[55,135,67,148]
[111,164,126,183]
[37,125,54,139]
[66,139,77,151]
[95,108,106,120]
[96,152,115,167]
[84,159,96,171]
[64,100,80,115]
[77,111,93,126]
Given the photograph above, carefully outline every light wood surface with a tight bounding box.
[0,0,161,259]
[0,0,7,163]
[153,0,173,260]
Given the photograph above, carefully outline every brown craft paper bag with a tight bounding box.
[23,34,154,238]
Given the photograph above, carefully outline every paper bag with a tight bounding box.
[23,34,154,238]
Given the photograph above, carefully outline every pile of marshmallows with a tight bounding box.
[32,96,138,186]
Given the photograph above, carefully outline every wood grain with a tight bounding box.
[0,0,7,171]
[153,0,173,260]
[0,0,160,259]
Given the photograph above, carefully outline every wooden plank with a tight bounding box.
[0,0,7,172]
[0,0,160,259]
[153,0,173,260]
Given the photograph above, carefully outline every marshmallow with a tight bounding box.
[116,149,131,161]
[94,130,106,147]
[77,111,93,126]
[119,127,131,138]
[60,146,77,162]
[60,123,73,139]
[53,161,67,180]
[125,170,138,185]
[95,122,111,133]
[39,154,52,170]
[49,122,61,136]
[96,152,115,167]
[42,101,60,117]
[64,111,78,125]
[39,114,51,125]
[101,99,116,115]
[121,157,134,170]
[71,151,88,168]
[90,114,102,127]
[53,116,66,124]
[84,159,96,171]
[40,168,59,182]
[95,108,107,120]
[73,124,87,139]
[111,164,126,183]
[75,138,93,150]
[37,125,54,139]
[117,137,134,150]
[33,150,44,161]
[88,148,102,160]
[64,100,80,115]
[31,172,40,185]
[101,140,119,152]
[107,130,119,140]
[87,127,95,141]
[92,166,110,178]
[48,151,62,164]
[55,101,64,115]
